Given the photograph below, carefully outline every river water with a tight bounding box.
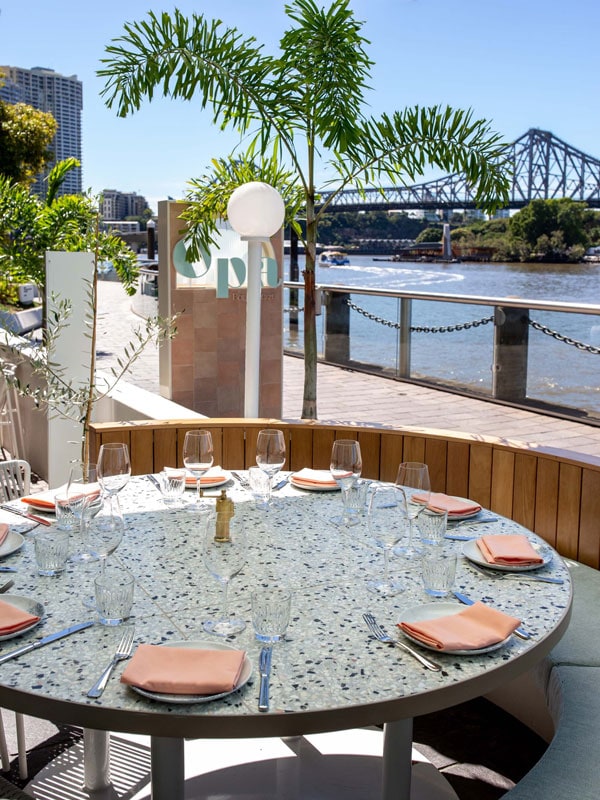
[283,256,600,416]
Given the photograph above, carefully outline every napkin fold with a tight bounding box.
[121,644,246,695]
[398,601,521,651]
[0,524,9,547]
[413,492,482,517]
[182,466,227,487]
[476,534,544,566]
[0,598,40,635]
[292,468,338,488]
[21,482,100,510]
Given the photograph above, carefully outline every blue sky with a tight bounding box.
[1,0,599,211]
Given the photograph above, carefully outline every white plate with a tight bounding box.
[463,538,553,572]
[129,640,252,705]
[0,594,45,641]
[290,475,340,492]
[398,602,512,655]
[0,531,25,559]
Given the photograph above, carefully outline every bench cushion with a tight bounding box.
[548,561,600,667]
[503,665,600,798]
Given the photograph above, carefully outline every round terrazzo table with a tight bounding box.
[0,475,571,799]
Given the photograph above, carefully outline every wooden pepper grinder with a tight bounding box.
[215,489,235,541]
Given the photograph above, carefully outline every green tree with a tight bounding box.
[99,0,510,418]
[0,101,57,185]
[416,226,443,243]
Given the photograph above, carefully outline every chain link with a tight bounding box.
[346,299,493,333]
[529,319,600,354]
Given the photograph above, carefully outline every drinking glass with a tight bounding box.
[97,443,131,498]
[81,494,125,608]
[182,429,214,511]
[251,587,292,643]
[366,485,409,596]
[255,429,286,505]
[395,461,431,555]
[330,439,363,526]
[202,512,246,636]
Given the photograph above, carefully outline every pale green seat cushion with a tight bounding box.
[548,561,600,667]
[503,665,600,798]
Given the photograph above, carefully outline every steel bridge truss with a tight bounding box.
[320,129,600,211]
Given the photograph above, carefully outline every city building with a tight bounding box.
[100,189,150,220]
[0,66,83,197]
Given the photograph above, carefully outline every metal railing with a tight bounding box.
[283,281,600,422]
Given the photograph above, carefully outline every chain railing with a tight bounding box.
[529,319,600,354]
[346,299,494,334]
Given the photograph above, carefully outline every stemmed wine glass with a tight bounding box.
[202,513,247,636]
[97,443,131,498]
[367,485,410,596]
[330,439,363,526]
[182,430,214,511]
[66,462,101,563]
[81,493,125,608]
[255,429,286,506]
[395,461,431,555]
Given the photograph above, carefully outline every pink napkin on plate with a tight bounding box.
[413,492,482,517]
[0,524,9,547]
[292,468,338,488]
[183,466,227,487]
[398,602,521,651]
[476,534,544,566]
[0,598,40,635]
[21,483,100,510]
[121,644,246,695]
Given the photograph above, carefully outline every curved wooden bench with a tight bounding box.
[89,417,600,569]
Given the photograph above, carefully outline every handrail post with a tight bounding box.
[492,305,529,401]
[399,297,412,378]
[324,290,350,365]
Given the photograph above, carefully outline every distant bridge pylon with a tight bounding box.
[319,129,600,212]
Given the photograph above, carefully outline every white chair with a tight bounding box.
[0,460,31,779]
[0,364,24,461]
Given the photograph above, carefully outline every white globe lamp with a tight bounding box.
[227,182,285,417]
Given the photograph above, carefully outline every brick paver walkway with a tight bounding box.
[96,280,600,462]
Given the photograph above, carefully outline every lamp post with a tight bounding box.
[227,182,285,418]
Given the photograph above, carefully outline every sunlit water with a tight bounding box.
[284,256,600,415]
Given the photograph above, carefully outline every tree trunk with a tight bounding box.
[301,212,318,419]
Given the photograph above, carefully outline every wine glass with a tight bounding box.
[81,494,125,608]
[330,439,362,526]
[367,485,410,596]
[395,461,431,555]
[255,429,286,505]
[182,430,214,511]
[202,512,247,636]
[65,462,101,563]
[97,443,131,498]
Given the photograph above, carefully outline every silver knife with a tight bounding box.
[258,646,273,712]
[452,591,531,640]
[146,474,161,491]
[0,620,95,665]
[273,477,289,491]
[0,504,52,527]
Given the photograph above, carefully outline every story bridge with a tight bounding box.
[319,129,600,212]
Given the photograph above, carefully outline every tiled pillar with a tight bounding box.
[158,201,283,418]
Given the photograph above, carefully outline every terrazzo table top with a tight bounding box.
[0,475,571,738]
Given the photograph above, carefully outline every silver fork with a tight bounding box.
[363,613,442,672]
[87,625,135,698]
[469,562,564,584]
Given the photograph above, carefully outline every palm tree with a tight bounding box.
[99,0,510,419]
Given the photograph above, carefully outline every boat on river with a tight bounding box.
[319,248,350,266]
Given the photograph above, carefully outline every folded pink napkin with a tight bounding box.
[182,466,227,487]
[413,492,482,517]
[476,534,544,566]
[21,483,100,510]
[0,524,9,547]
[0,598,40,635]
[121,644,246,695]
[292,468,338,488]
[398,601,521,651]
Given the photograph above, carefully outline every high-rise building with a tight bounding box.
[0,66,83,197]
[100,190,150,220]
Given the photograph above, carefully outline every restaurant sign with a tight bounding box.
[172,225,280,298]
